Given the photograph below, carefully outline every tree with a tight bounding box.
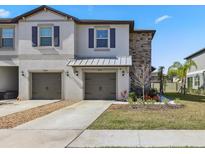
[168,59,197,95]
[130,64,150,101]
[158,66,165,95]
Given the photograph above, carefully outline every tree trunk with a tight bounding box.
[180,79,183,94]
[183,77,186,95]
[142,85,145,103]
[159,69,163,95]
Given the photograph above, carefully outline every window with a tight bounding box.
[187,77,193,89]
[1,28,14,48]
[194,75,200,87]
[39,27,52,46]
[96,29,108,48]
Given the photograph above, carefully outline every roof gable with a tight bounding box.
[25,9,67,21]
[13,5,79,22]
[185,48,205,59]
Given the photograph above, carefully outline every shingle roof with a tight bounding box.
[184,48,205,59]
[0,5,134,28]
[0,5,155,36]
[0,18,14,24]
[67,56,132,67]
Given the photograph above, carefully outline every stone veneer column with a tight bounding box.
[129,32,154,92]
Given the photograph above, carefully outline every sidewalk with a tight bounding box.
[68,130,205,147]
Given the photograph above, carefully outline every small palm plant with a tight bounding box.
[168,59,197,95]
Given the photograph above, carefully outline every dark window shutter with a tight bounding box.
[32,26,38,47]
[88,28,94,48]
[110,28,116,48]
[54,26,60,47]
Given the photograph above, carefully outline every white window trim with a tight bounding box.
[194,75,200,87]
[94,28,110,49]
[38,26,54,48]
[1,28,15,49]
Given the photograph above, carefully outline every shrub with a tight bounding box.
[148,88,158,97]
[128,92,137,102]
[146,99,156,104]
[136,98,144,105]
[162,98,169,104]
[188,88,205,96]
[128,97,134,105]
[152,95,160,102]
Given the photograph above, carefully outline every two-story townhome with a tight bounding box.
[185,48,205,90]
[0,5,155,101]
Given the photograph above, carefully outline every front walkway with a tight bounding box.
[68,130,205,147]
[0,100,59,117]
[0,100,113,148]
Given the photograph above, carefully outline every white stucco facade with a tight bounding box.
[18,59,129,101]
[76,24,129,57]
[0,7,131,101]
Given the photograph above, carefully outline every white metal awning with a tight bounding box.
[67,56,132,67]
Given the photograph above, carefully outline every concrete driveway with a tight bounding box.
[0,100,112,148]
[0,100,59,117]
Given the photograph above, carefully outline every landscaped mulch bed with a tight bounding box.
[0,101,74,129]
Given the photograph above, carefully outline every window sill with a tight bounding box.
[94,48,110,51]
[35,46,55,50]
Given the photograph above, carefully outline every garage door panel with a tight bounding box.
[32,73,61,100]
[85,73,116,100]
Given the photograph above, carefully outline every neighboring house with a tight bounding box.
[151,71,160,83]
[0,5,155,101]
[151,70,176,92]
[151,71,172,83]
[185,48,205,89]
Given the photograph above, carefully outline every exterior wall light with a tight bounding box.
[122,70,125,76]
[75,71,79,76]
[66,71,69,77]
[21,71,25,76]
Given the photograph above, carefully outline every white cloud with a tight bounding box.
[155,15,172,24]
[0,9,10,18]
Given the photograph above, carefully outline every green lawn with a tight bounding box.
[165,92,205,103]
[89,93,205,130]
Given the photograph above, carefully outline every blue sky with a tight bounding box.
[0,5,205,72]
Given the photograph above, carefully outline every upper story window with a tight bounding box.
[96,29,109,48]
[1,28,14,48]
[32,26,60,47]
[88,28,115,49]
[39,26,52,47]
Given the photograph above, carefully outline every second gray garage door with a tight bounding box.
[32,73,61,100]
[85,73,116,100]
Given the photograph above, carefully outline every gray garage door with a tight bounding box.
[85,73,116,100]
[32,73,61,100]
